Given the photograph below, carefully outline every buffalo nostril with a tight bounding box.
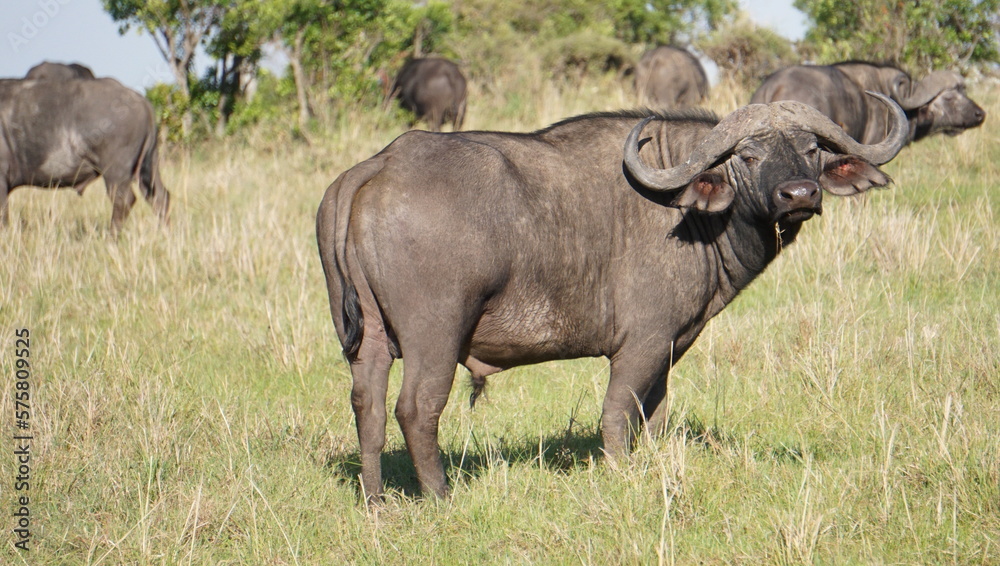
[778,184,818,201]
[774,180,822,212]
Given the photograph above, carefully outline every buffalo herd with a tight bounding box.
[3,49,987,504]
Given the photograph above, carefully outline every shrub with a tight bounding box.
[700,13,796,90]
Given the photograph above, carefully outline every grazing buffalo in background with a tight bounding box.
[751,61,985,145]
[389,57,467,132]
[0,77,169,233]
[25,61,96,81]
[635,46,709,109]
[316,92,908,503]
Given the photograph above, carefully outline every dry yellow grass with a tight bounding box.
[0,78,997,564]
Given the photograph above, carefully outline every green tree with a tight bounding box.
[451,0,735,81]
[272,0,453,127]
[103,0,223,137]
[205,0,277,135]
[795,0,1000,73]
[609,0,736,45]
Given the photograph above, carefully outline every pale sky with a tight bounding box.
[743,0,808,41]
[2,0,181,90]
[1,0,808,92]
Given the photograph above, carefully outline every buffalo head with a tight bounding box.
[624,92,907,234]
[901,70,986,138]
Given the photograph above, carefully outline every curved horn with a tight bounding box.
[623,116,713,191]
[623,106,773,191]
[791,91,908,165]
[624,93,908,191]
[899,70,964,109]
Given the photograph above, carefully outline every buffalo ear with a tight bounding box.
[819,156,892,196]
[672,172,735,213]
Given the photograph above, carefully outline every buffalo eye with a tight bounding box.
[805,147,819,158]
[742,155,757,167]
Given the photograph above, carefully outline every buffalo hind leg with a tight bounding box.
[107,181,136,236]
[394,335,463,498]
[426,107,444,132]
[350,335,395,505]
[140,172,170,227]
[138,141,170,228]
[0,183,8,227]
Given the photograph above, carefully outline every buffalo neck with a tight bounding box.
[710,209,781,306]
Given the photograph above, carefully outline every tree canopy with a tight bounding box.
[795,0,1000,73]
[103,0,996,140]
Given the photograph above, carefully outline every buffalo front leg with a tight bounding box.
[641,375,671,437]
[602,351,673,459]
[350,339,394,505]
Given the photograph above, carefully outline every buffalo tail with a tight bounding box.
[342,282,363,359]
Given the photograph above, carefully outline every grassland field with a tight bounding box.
[0,76,997,564]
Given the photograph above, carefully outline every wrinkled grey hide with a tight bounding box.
[751,61,985,144]
[0,77,169,233]
[25,61,96,81]
[635,46,709,109]
[390,58,467,132]
[316,95,907,504]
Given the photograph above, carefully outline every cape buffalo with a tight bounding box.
[317,93,907,503]
[750,61,985,144]
[25,61,96,80]
[389,57,467,132]
[635,46,709,109]
[0,77,169,233]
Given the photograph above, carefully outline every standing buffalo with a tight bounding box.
[751,62,985,144]
[635,46,709,109]
[0,77,169,233]
[316,93,907,503]
[388,57,467,132]
[25,61,96,81]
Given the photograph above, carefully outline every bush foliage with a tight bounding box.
[700,13,797,89]
[795,0,1000,73]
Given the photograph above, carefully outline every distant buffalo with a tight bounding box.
[0,77,169,233]
[635,46,709,109]
[751,61,985,145]
[25,61,96,81]
[389,57,467,132]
